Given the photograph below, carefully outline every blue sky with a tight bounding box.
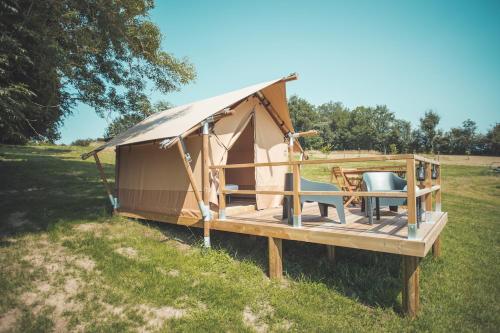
[58,0,500,143]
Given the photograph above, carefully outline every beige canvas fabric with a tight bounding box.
[118,137,203,218]
[208,97,258,204]
[112,78,295,219]
[254,103,288,209]
[86,79,294,156]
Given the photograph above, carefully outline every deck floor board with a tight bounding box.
[214,202,447,257]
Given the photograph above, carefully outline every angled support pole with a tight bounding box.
[93,153,118,213]
[201,120,212,248]
[176,137,210,233]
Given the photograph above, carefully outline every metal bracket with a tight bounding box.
[179,136,192,163]
[407,224,419,240]
[159,137,174,149]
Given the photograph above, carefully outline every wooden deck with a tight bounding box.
[212,202,447,257]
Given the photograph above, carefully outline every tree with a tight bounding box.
[445,119,478,154]
[288,95,317,149]
[104,101,173,139]
[486,123,500,155]
[319,102,350,150]
[0,0,195,144]
[419,110,440,153]
[389,119,412,153]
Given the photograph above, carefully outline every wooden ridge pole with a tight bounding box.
[93,153,117,213]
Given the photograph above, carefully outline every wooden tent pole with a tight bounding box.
[176,139,209,224]
[202,121,211,248]
[93,153,117,213]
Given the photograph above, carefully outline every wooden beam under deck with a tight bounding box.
[117,205,447,258]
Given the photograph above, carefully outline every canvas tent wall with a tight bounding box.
[83,75,298,221]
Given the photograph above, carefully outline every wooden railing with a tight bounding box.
[210,154,441,239]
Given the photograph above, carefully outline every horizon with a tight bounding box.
[58,0,500,144]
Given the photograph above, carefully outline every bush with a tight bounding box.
[71,138,93,147]
[389,143,398,154]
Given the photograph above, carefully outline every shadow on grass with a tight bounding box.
[144,219,403,312]
[0,145,114,237]
[0,144,403,312]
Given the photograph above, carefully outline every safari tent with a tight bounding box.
[83,73,448,317]
[83,73,301,227]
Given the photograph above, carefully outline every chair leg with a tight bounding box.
[376,198,380,220]
[367,198,373,224]
[319,203,328,217]
[282,197,289,219]
[336,205,346,224]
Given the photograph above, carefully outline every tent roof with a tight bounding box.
[84,75,296,158]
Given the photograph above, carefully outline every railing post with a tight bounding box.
[218,168,226,220]
[406,157,418,239]
[292,163,301,227]
[424,162,433,223]
[435,165,442,212]
[433,163,442,257]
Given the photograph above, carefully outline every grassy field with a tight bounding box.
[0,144,499,332]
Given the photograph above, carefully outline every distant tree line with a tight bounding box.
[288,95,500,156]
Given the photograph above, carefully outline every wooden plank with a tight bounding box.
[422,212,448,256]
[114,147,120,204]
[224,189,294,195]
[210,218,426,257]
[402,255,420,318]
[176,140,203,204]
[202,124,211,246]
[299,191,408,198]
[118,210,202,227]
[93,153,116,213]
[210,154,439,170]
[435,165,442,212]
[293,164,301,226]
[224,189,407,198]
[268,237,283,279]
[432,236,442,258]
[218,168,226,217]
[117,204,447,258]
[425,162,432,214]
[406,158,417,238]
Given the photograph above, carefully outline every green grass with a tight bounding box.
[0,144,499,332]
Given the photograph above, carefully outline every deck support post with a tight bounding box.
[176,139,210,231]
[326,245,336,264]
[202,120,211,248]
[93,153,117,213]
[406,158,418,239]
[268,237,283,279]
[432,237,442,257]
[292,164,301,227]
[402,255,420,318]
